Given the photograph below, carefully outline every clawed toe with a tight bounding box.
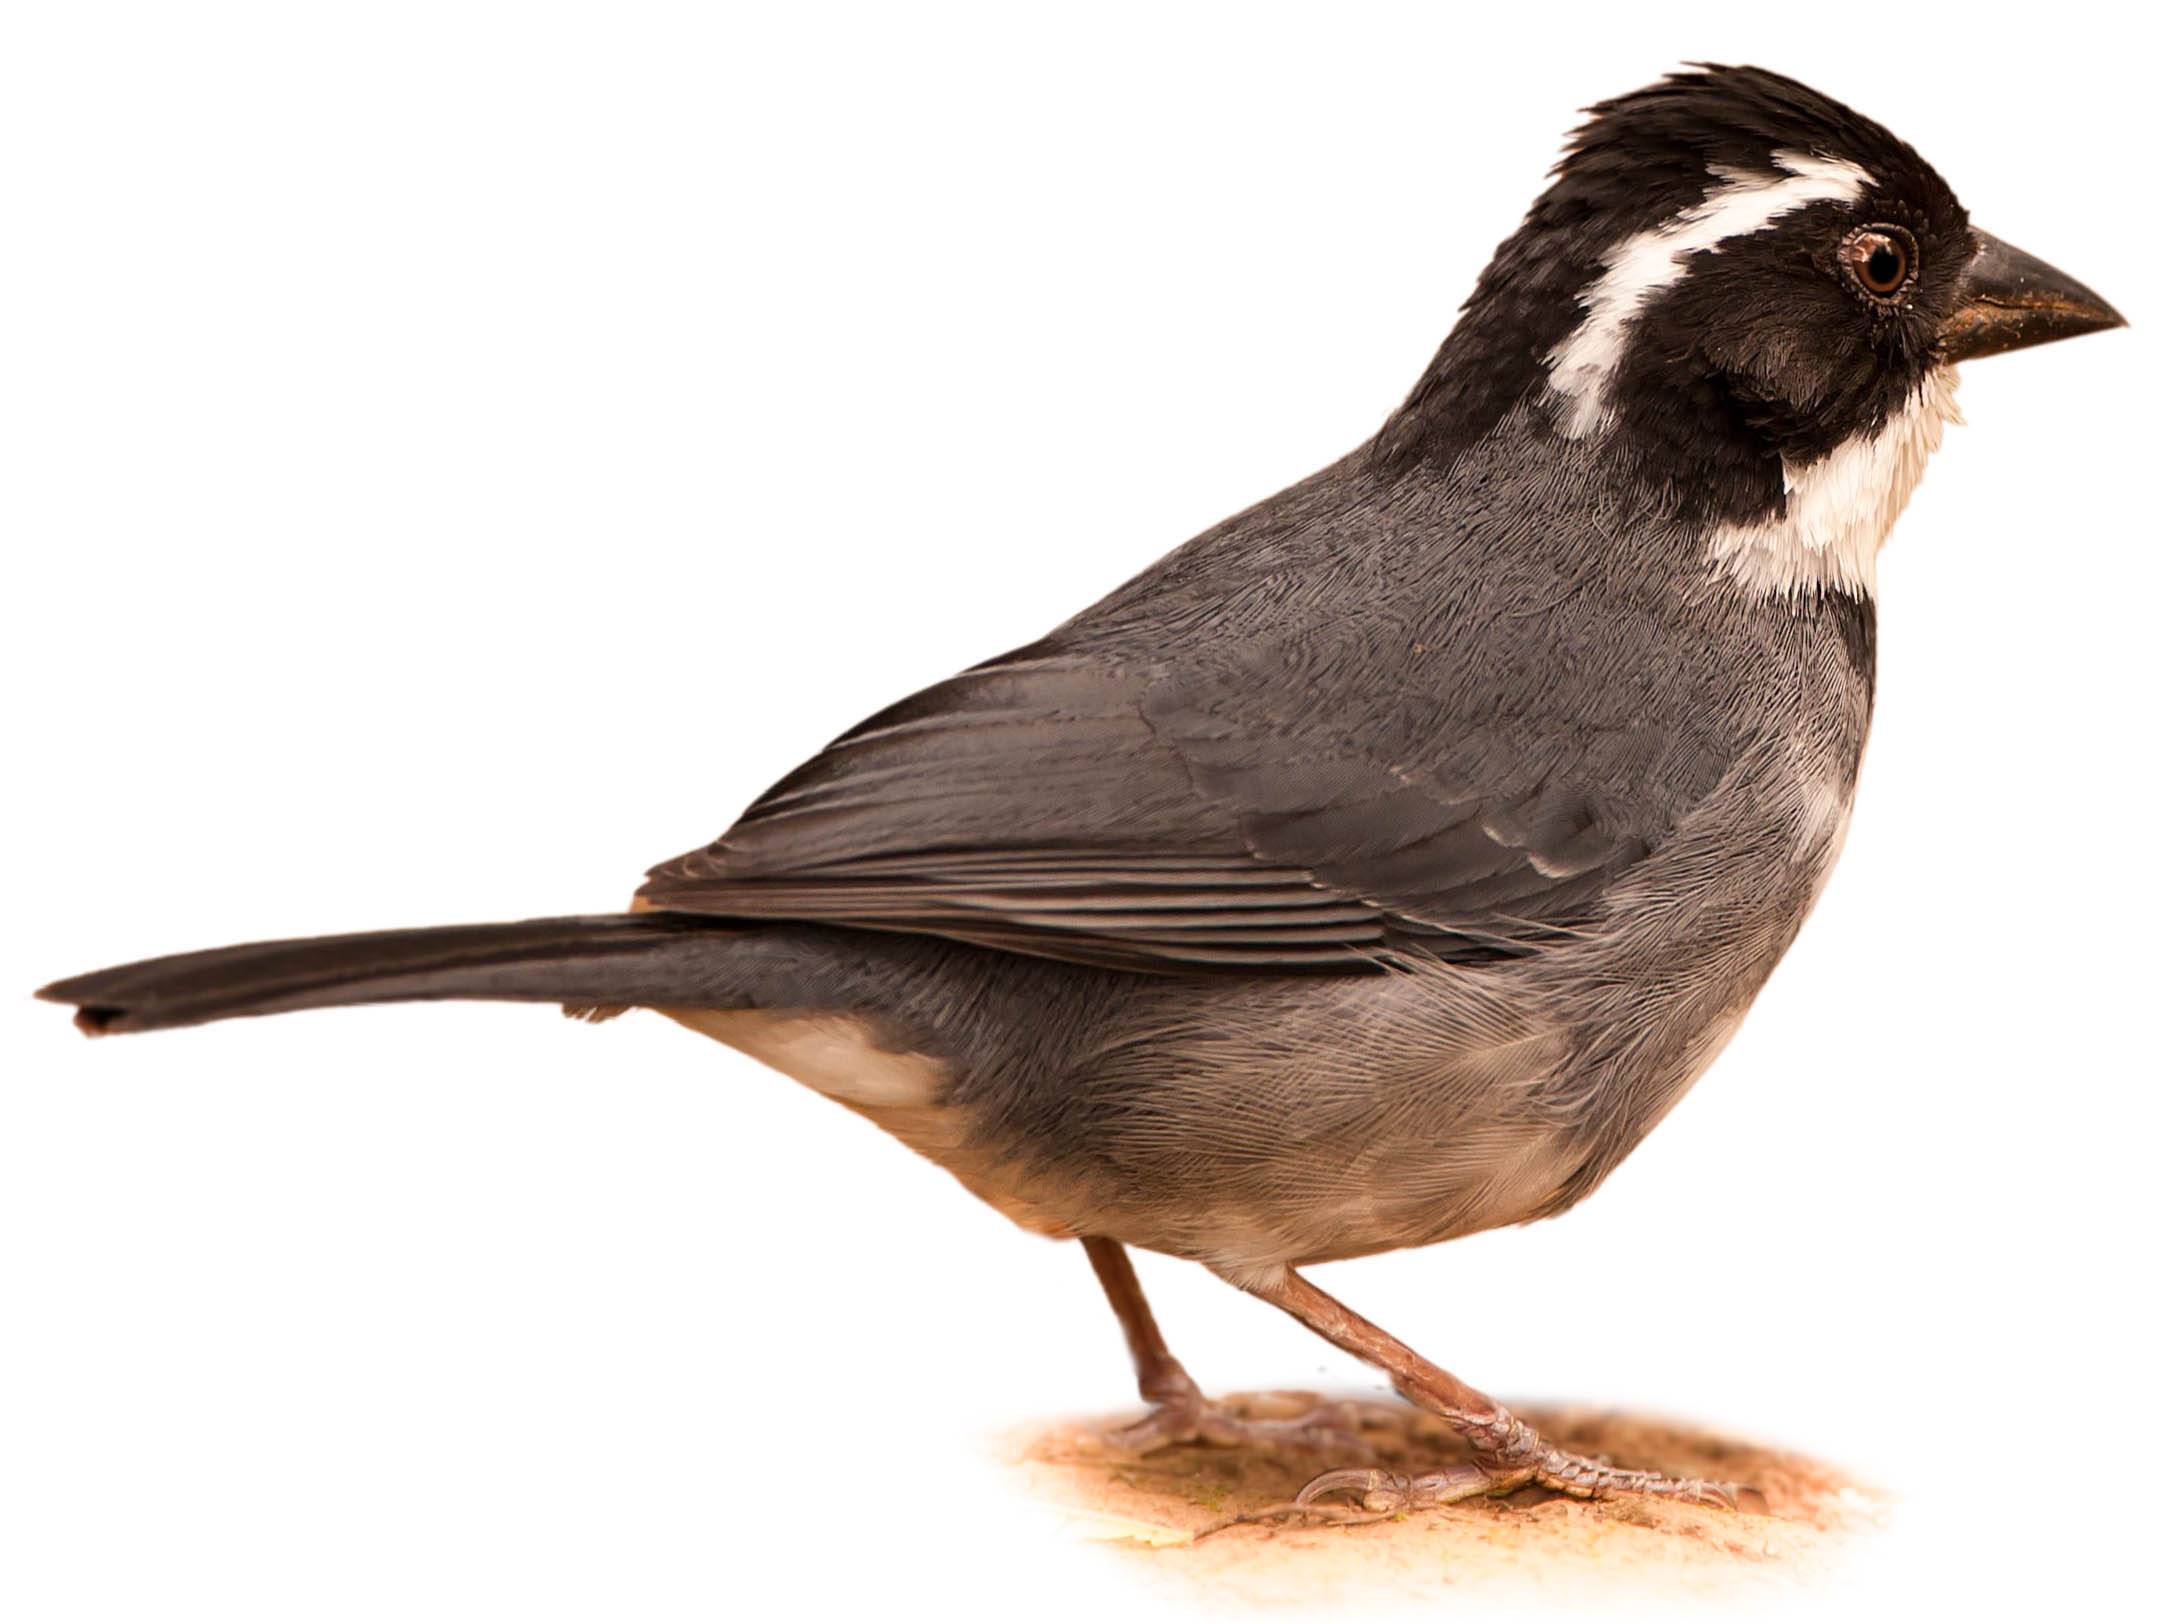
[1519,1439,1740,1507]
[1294,1463,1499,1511]
[1285,1439,1739,1517]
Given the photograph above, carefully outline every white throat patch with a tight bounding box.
[1707,367,1963,600]
[1546,150,1875,438]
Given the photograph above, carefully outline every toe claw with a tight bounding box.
[1295,1467,1406,1510]
[1687,1479,1742,1511]
[1295,1462,1503,1511]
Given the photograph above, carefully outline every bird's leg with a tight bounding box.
[1081,1237,1394,1459]
[1231,1264,1740,1511]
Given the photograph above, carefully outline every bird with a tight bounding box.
[38,64,2124,1514]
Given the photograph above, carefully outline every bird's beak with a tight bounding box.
[1939,230,2126,362]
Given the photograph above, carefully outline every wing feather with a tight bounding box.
[638,638,1679,972]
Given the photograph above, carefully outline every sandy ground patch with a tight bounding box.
[1005,1391,1883,1604]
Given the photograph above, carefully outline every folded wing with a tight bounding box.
[638,632,1696,973]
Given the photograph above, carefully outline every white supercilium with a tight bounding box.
[1547,150,1875,438]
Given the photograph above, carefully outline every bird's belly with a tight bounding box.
[643,739,1856,1279]
[1278,1125,1595,1268]
[1105,987,1761,1278]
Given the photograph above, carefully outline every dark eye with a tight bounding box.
[1841,224,1917,302]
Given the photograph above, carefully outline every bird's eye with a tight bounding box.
[1841,224,1918,302]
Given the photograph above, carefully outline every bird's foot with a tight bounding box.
[1292,1414,1739,1513]
[1102,1386,1402,1462]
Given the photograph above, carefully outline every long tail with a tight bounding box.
[37,913,758,1036]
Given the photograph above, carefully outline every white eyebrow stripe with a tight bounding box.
[1546,150,1875,438]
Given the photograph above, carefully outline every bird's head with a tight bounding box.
[1377,64,2124,598]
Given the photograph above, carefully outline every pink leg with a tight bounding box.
[1234,1264,1739,1510]
[1081,1238,1398,1459]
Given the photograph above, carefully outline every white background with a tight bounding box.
[3,4,2154,1619]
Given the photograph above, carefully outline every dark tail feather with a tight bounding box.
[37,913,753,1036]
